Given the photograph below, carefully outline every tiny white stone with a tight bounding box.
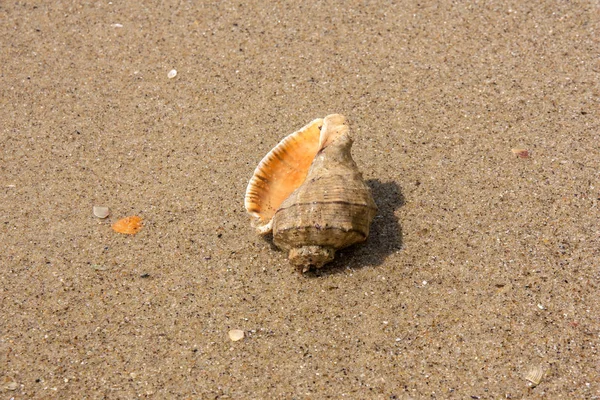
[93,206,110,219]
[228,329,244,342]
[168,69,177,79]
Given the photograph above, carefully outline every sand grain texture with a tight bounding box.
[1,1,598,398]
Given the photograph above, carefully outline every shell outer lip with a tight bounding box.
[244,118,324,234]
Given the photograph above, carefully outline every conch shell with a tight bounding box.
[245,114,377,271]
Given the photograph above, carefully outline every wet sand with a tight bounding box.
[1,1,599,398]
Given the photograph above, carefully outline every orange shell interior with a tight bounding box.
[112,216,143,235]
[244,118,324,230]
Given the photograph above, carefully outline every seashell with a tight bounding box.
[525,365,545,385]
[245,114,377,271]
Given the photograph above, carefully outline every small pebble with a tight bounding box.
[91,264,109,271]
[511,148,530,158]
[228,329,244,342]
[93,206,110,219]
[167,69,177,79]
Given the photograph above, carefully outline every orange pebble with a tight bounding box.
[112,216,143,235]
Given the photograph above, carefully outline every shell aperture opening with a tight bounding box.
[244,118,323,233]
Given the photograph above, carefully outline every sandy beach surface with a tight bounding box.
[1,1,599,398]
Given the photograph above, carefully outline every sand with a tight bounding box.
[1,1,599,398]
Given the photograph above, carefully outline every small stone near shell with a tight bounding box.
[228,329,245,342]
[525,365,544,385]
[93,206,110,219]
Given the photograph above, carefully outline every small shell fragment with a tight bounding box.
[91,264,109,271]
[112,216,143,235]
[167,69,177,79]
[525,365,544,385]
[228,329,245,342]
[1,376,18,391]
[511,148,530,158]
[93,206,110,219]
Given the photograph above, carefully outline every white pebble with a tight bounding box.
[93,206,110,219]
[228,329,244,342]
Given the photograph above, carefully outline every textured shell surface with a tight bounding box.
[272,114,377,271]
[244,118,323,234]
